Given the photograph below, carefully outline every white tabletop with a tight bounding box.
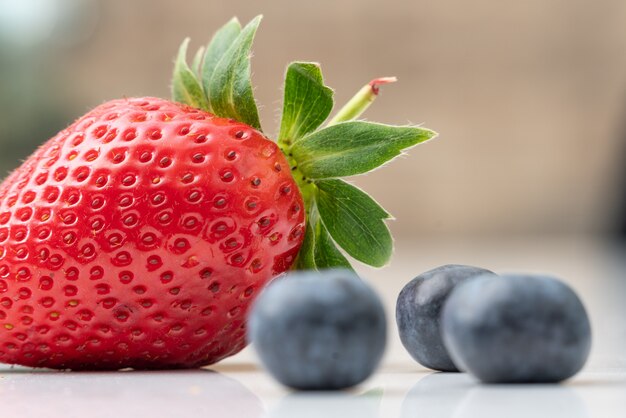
[1,237,624,418]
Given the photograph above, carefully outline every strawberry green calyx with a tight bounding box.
[172,16,262,130]
[172,38,209,111]
[279,64,436,270]
[171,16,438,271]
[278,62,334,147]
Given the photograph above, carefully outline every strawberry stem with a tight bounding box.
[327,77,397,125]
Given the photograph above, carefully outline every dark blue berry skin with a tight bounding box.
[441,274,592,383]
[396,265,496,371]
[247,269,387,390]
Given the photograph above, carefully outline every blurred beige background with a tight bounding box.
[1,0,625,239]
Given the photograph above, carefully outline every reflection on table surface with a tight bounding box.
[0,367,624,418]
[400,373,589,418]
[0,369,263,417]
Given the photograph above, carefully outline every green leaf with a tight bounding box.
[291,121,437,179]
[316,179,392,267]
[171,38,209,111]
[207,15,262,130]
[295,205,353,271]
[314,221,352,269]
[202,17,242,101]
[191,46,205,76]
[279,62,334,144]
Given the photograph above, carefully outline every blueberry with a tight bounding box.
[396,264,496,371]
[441,274,592,383]
[247,269,387,390]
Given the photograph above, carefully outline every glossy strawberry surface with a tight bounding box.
[0,98,304,369]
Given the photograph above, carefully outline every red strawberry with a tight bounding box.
[0,16,436,369]
[0,98,304,369]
